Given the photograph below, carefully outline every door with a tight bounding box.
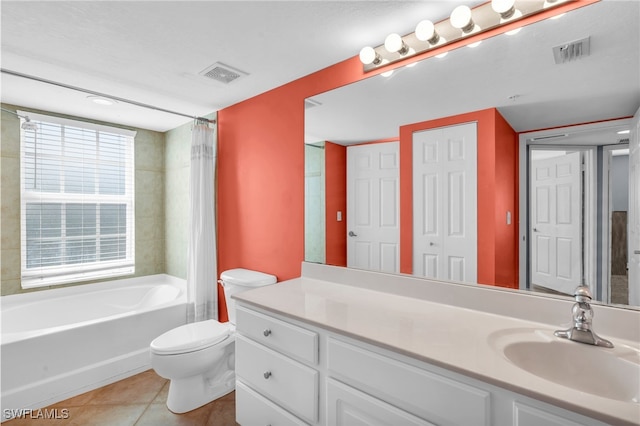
[346,142,399,273]
[412,122,477,283]
[530,151,582,295]
[629,107,640,305]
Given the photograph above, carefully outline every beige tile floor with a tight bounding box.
[5,370,239,425]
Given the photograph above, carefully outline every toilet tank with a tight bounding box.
[220,268,276,324]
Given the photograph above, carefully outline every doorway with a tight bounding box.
[518,119,633,304]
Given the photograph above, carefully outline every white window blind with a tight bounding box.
[19,111,136,288]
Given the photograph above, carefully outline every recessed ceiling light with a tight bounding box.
[617,129,630,135]
[87,96,116,106]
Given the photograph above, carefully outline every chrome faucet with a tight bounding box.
[554,286,614,348]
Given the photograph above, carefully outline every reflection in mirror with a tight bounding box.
[304,1,640,308]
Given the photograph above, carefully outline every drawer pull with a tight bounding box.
[263,371,272,379]
[263,328,272,337]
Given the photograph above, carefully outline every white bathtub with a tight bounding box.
[0,274,187,421]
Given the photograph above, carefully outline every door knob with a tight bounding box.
[533,228,539,232]
[348,231,358,237]
[429,242,435,246]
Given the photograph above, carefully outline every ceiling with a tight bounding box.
[1,1,482,132]
[304,0,640,146]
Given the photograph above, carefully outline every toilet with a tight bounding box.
[150,268,276,413]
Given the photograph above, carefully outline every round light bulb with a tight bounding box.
[415,20,435,42]
[491,0,515,15]
[450,5,473,30]
[359,46,377,65]
[384,33,404,53]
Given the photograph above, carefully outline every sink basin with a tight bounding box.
[489,328,640,403]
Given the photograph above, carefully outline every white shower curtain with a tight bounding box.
[187,121,217,323]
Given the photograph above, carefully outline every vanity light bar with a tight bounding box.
[360,0,572,72]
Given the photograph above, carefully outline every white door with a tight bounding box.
[530,151,582,295]
[412,122,477,283]
[347,142,400,273]
[629,107,640,306]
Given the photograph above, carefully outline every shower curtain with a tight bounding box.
[187,121,217,322]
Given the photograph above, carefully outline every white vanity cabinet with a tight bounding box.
[235,306,320,425]
[235,303,611,426]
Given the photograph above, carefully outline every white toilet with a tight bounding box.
[150,268,276,413]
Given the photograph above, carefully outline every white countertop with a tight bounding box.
[234,274,640,426]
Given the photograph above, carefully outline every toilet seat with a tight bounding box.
[150,320,232,355]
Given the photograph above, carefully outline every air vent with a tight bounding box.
[553,37,590,64]
[528,134,568,142]
[618,137,630,144]
[305,98,322,109]
[199,62,248,84]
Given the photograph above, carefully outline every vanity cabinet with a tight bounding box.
[235,306,319,425]
[235,304,609,426]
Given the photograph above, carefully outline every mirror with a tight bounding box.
[304,1,640,307]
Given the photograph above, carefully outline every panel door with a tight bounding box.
[629,107,640,306]
[327,379,434,426]
[412,122,477,283]
[530,151,582,295]
[347,142,400,273]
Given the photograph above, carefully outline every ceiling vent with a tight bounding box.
[305,98,322,109]
[528,133,568,142]
[199,62,248,84]
[553,37,590,64]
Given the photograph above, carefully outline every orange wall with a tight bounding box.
[214,0,594,318]
[325,142,347,266]
[399,108,519,288]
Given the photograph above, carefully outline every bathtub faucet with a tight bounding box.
[554,286,613,348]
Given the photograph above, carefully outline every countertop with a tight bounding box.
[234,275,640,426]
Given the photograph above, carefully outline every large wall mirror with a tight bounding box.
[304,1,640,308]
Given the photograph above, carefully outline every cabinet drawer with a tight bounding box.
[236,335,318,423]
[328,379,435,426]
[327,337,491,426]
[236,381,308,426]
[236,306,318,364]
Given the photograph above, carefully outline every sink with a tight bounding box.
[489,328,640,403]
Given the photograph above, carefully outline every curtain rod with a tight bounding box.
[1,68,216,124]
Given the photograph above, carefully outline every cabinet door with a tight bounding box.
[327,379,434,426]
[327,338,491,426]
[513,402,595,426]
[236,381,308,426]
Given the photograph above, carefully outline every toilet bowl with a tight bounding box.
[149,268,276,413]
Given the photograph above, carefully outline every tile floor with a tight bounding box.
[5,370,239,425]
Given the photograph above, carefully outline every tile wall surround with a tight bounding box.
[163,112,216,280]
[301,262,640,343]
[0,104,171,296]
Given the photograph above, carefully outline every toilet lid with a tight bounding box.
[150,320,231,355]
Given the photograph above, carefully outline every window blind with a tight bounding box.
[19,111,136,288]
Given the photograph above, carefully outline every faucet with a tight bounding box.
[554,286,614,348]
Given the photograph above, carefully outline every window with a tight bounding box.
[19,111,136,288]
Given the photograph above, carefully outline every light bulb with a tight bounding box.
[384,33,408,54]
[415,20,440,45]
[450,5,475,33]
[359,46,379,65]
[491,0,516,17]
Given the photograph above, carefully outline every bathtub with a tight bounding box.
[1,274,187,421]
